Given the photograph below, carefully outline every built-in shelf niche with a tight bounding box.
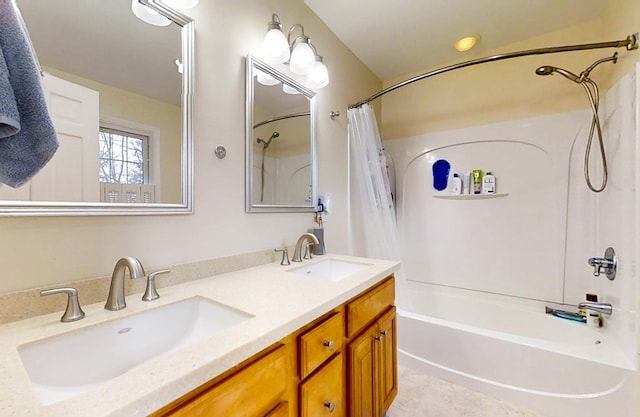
[433,192,509,200]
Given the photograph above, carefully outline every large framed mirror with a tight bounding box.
[246,55,317,213]
[0,0,193,216]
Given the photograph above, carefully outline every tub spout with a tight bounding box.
[578,302,613,315]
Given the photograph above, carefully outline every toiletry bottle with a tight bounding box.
[451,173,462,194]
[472,169,482,194]
[585,293,602,327]
[462,172,470,194]
[482,171,496,194]
[312,212,325,255]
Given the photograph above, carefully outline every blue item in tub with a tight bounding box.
[432,159,451,191]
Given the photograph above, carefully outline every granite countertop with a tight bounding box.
[0,254,399,417]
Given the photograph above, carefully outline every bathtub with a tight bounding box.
[397,286,639,417]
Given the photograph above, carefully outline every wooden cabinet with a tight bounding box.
[346,279,397,417]
[153,275,396,417]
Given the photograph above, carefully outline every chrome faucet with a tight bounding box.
[292,233,320,262]
[578,301,613,315]
[105,257,145,311]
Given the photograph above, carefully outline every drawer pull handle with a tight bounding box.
[323,340,335,350]
[324,401,336,413]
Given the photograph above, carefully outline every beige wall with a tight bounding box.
[381,0,640,140]
[0,0,380,294]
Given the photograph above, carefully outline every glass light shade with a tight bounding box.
[306,58,329,89]
[162,0,199,9]
[262,29,290,64]
[283,84,301,94]
[256,70,280,86]
[131,0,171,26]
[289,40,315,75]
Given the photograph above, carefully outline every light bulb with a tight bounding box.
[256,70,280,86]
[289,40,315,75]
[262,29,290,64]
[306,57,329,89]
[131,0,171,26]
[283,84,301,94]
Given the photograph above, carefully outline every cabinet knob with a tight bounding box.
[324,401,336,413]
[323,340,335,350]
[374,336,382,341]
[380,330,387,335]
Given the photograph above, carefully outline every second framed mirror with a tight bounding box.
[245,55,317,212]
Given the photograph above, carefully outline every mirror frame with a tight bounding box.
[0,0,193,216]
[245,54,317,213]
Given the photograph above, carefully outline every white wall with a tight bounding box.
[0,0,381,294]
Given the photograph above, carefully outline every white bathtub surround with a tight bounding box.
[384,65,640,417]
[390,364,549,417]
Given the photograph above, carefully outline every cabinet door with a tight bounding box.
[347,326,379,417]
[166,345,287,417]
[377,307,397,413]
[265,402,289,417]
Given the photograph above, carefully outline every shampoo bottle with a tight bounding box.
[451,173,462,194]
[482,171,496,194]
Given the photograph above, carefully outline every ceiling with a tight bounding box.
[304,0,606,81]
[17,0,182,106]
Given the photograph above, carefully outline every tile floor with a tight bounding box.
[388,364,550,417]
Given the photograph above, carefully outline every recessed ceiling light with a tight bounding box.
[454,35,480,52]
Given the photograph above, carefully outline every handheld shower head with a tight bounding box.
[534,65,581,83]
[257,131,280,149]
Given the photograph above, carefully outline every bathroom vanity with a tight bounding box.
[0,254,399,417]
[152,275,397,417]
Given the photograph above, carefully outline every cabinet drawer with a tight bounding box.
[266,402,289,417]
[346,276,394,337]
[300,354,344,417]
[299,312,344,379]
[168,345,287,417]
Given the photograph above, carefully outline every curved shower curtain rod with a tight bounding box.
[253,111,310,129]
[348,33,639,109]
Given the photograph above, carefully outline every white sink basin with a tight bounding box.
[288,259,372,281]
[18,296,253,405]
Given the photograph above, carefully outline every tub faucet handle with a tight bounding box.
[40,287,85,322]
[142,269,170,301]
[588,247,617,280]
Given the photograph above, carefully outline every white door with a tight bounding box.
[0,73,100,201]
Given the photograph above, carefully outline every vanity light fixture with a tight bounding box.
[131,0,171,26]
[260,14,329,89]
[132,0,199,27]
[454,35,480,52]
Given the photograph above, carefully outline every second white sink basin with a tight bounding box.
[18,296,253,405]
[288,259,372,281]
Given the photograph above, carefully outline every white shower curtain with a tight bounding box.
[348,104,408,305]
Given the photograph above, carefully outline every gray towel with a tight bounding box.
[0,47,19,138]
[0,0,58,188]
